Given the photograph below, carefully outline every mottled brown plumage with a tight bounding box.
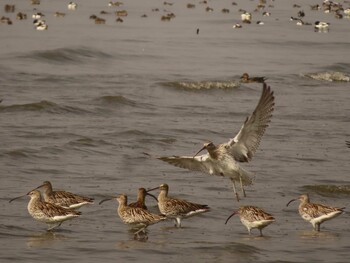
[148,183,210,227]
[35,181,94,209]
[287,194,345,231]
[225,205,275,236]
[128,188,158,210]
[21,190,80,231]
[117,195,165,225]
[99,194,166,239]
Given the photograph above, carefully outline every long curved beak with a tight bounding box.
[146,192,158,202]
[99,197,115,205]
[225,211,238,224]
[9,194,26,203]
[34,183,45,190]
[286,199,297,207]
[146,186,160,192]
[193,145,206,158]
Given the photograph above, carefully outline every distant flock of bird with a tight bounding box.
[9,79,346,240]
[1,0,350,31]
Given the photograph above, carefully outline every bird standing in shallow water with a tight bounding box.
[99,194,166,240]
[225,205,275,236]
[286,193,345,231]
[34,181,94,209]
[157,84,274,201]
[148,183,210,227]
[10,190,81,231]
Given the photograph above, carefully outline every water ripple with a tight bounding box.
[95,95,137,107]
[302,185,350,195]
[0,100,91,114]
[16,46,112,65]
[303,71,350,82]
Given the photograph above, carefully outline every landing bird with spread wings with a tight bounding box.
[158,83,275,201]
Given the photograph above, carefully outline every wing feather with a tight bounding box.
[38,202,81,217]
[305,203,344,218]
[158,155,254,185]
[157,155,210,174]
[226,83,274,162]
[51,191,94,207]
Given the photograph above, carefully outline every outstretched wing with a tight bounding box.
[225,83,275,162]
[158,154,254,185]
[157,155,211,174]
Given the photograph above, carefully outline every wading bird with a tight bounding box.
[286,193,344,231]
[99,194,166,240]
[34,181,94,209]
[9,190,81,231]
[225,205,275,236]
[158,84,274,201]
[148,183,210,227]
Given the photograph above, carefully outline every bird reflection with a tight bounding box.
[26,231,66,248]
[128,227,149,241]
[298,230,340,240]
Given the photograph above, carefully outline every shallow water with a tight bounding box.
[1,0,350,262]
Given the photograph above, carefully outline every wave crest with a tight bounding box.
[163,80,241,90]
[304,71,350,82]
[96,95,136,107]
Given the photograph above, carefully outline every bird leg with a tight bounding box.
[239,176,246,197]
[248,228,252,235]
[47,222,61,231]
[175,217,182,228]
[47,225,55,231]
[230,178,240,201]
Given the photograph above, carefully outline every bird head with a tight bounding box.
[193,141,215,157]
